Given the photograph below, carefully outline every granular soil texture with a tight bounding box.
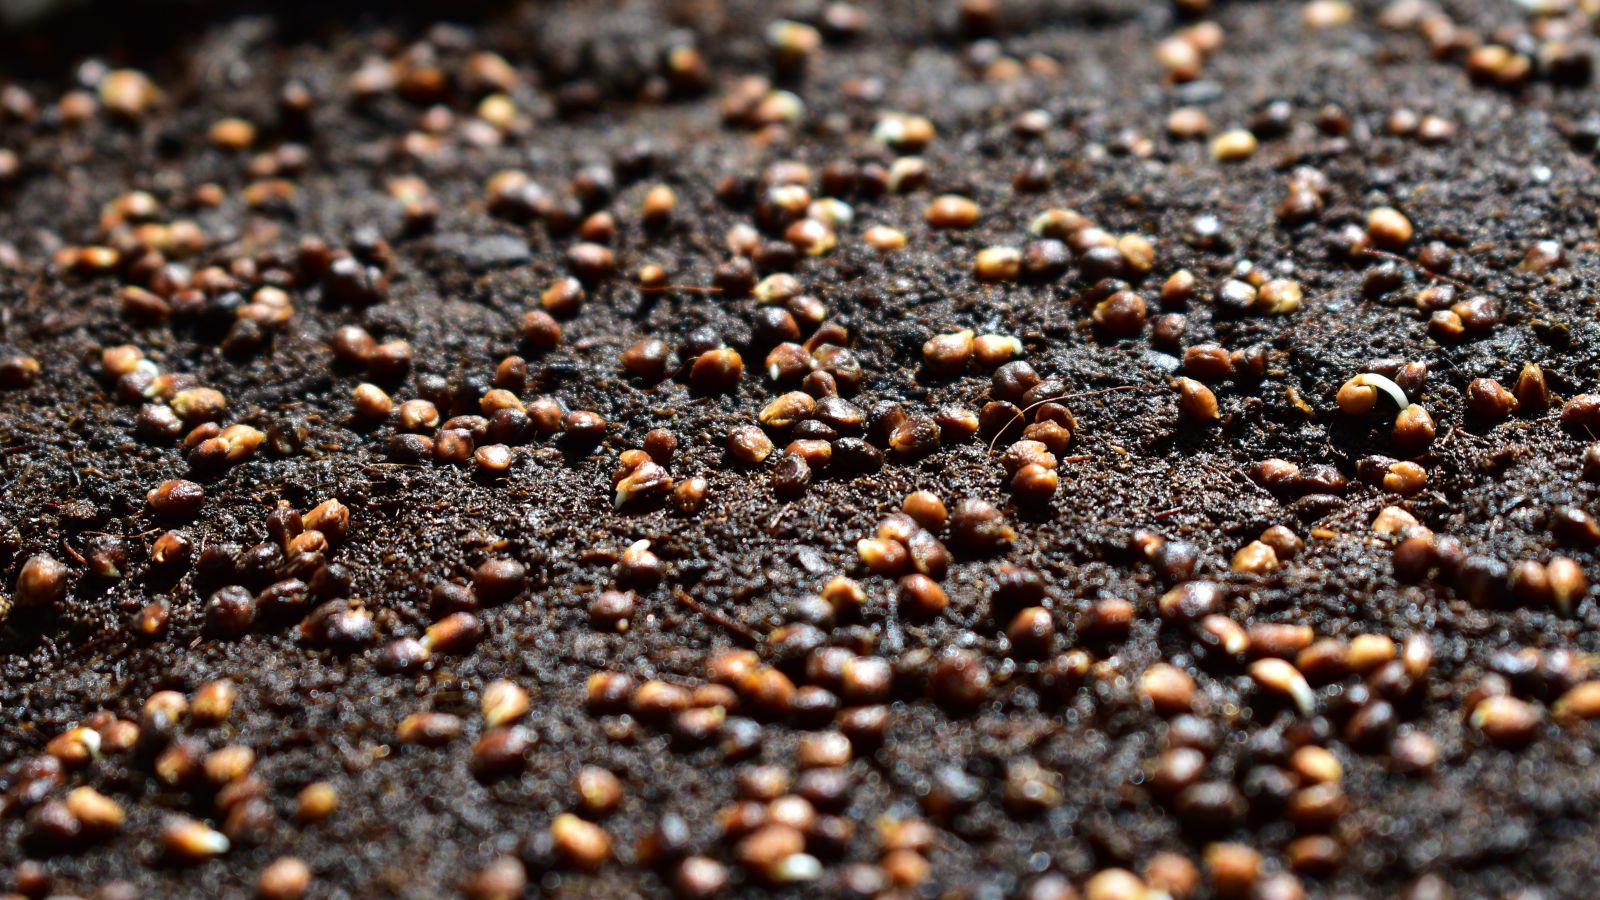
[4,0,1600,897]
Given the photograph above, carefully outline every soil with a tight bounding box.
[3,0,1600,897]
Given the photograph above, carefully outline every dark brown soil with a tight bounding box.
[4,0,1600,897]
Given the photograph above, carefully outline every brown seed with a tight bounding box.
[1175,377,1219,424]
[1366,206,1413,249]
[925,195,979,228]
[974,245,1022,281]
[191,679,237,726]
[1515,363,1551,412]
[690,348,744,392]
[897,574,948,617]
[551,813,612,872]
[857,537,908,575]
[162,816,230,863]
[576,766,625,817]
[473,558,526,604]
[902,491,948,531]
[478,680,529,729]
[1249,658,1316,714]
[472,726,531,775]
[351,383,393,419]
[522,309,562,348]
[474,444,514,473]
[673,477,709,514]
[1210,129,1257,162]
[760,391,817,428]
[1465,378,1517,420]
[1141,663,1196,715]
[729,425,775,465]
[65,786,124,836]
[1092,291,1147,338]
[1471,695,1540,746]
[147,479,205,518]
[1206,843,1262,899]
[1383,461,1427,495]
[922,328,975,375]
[889,415,941,456]
[14,553,68,610]
[1392,405,1435,452]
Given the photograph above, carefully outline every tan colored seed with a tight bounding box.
[925,194,979,228]
[162,816,230,863]
[1366,206,1413,249]
[1210,129,1257,162]
[974,246,1022,281]
[258,856,312,900]
[550,813,612,872]
[1249,658,1315,714]
[191,679,237,725]
[482,679,530,727]
[297,782,339,823]
[1231,541,1278,574]
[66,786,124,835]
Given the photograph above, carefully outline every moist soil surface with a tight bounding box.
[3,0,1600,897]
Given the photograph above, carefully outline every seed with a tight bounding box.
[1011,463,1059,501]
[0,354,40,388]
[922,329,975,375]
[302,499,350,543]
[972,334,1022,368]
[351,383,393,419]
[473,558,526,604]
[1231,541,1278,574]
[897,574,948,617]
[423,612,483,654]
[576,766,624,817]
[949,498,1015,552]
[65,786,123,836]
[1515,363,1551,411]
[296,783,339,823]
[621,338,672,381]
[1141,663,1196,715]
[760,391,817,428]
[1167,106,1211,139]
[1175,377,1219,423]
[1257,278,1302,314]
[1206,843,1262,898]
[1471,695,1540,746]
[851,537,904,576]
[258,856,312,900]
[728,425,775,465]
[462,857,524,900]
[45,725,100,768]
[170,387,228,423]
[974,245,1021,281]
[1548,556,1586,615]
[1249,658,1316,714]
[147,479,205,518]
[551,813,612,872]
[206,585,257,637]
[162,816,230,864]
[1554,681,1600,721]
[889,416,941,456]
[204,745,256,786]
[1392,405,1435,452]
[1465,378,1517,420]
[673,477,709,514]
[1085,868,1148,900]
[192,679,237,725]
[395,399,439,432]
[1089,290,1145,338]
[690,347,744,392]
[925,195,979,228]
[1210,129,1257,161]
[1366,206,1413,249]
[472,726,531,776]
[1291,746,1343,784]
[328,325,376,364]
[473,444,513,473]
[902,491,948,531]
[1379,460,1426,495]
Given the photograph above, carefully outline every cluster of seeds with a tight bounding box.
[7,0,1600,895]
